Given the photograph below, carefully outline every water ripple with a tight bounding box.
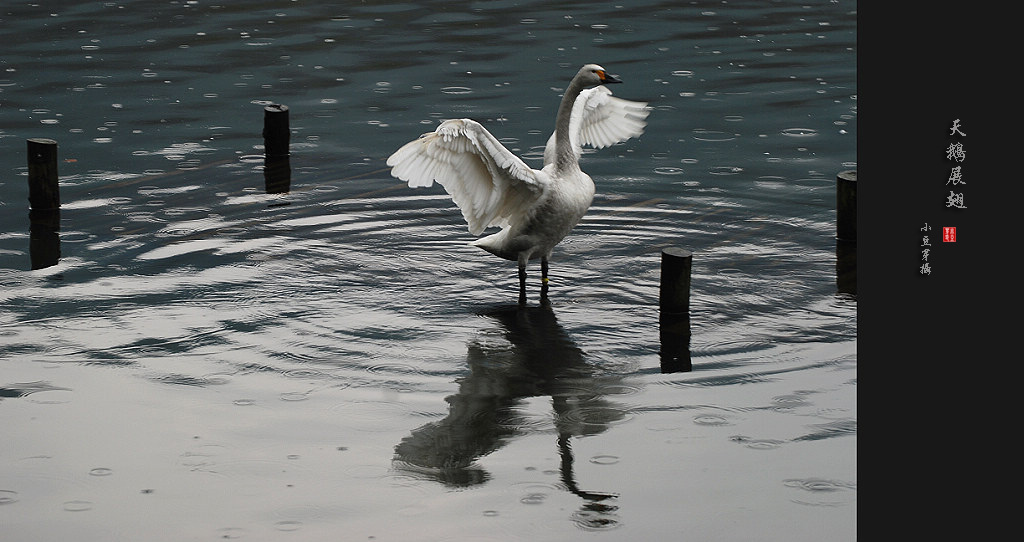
[0,5,857,537]
[0,490,18,505]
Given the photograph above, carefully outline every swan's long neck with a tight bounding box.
[552,74,587,172]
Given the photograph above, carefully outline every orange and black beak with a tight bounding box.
[599,70,622,84]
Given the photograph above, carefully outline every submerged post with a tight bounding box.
[659,247,692,316]
[30,209,61,270]
[264,156,292,194]
[262,104,290,158]
[659,247,693,373]
[27,138,60,211]
[836,170,856,242]
[836,170,856,295]
[263,104,291,194]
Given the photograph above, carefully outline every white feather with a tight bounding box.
[386,64,650,301]
[543,85,650,166]
[386,119,542,236]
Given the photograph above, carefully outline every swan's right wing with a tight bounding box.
[387,119,544,236]
[544,86,650,165]
[574,86,650,149]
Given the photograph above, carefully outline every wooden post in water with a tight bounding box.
[27,138,60,211]
[26,138,61,269]
[659,247,692,316]
[30,209,61,270]
[262,104,291,193]
[836,170,856,295]
[659,247,692,373]
[262,104,290,158]
[836,170,856,242]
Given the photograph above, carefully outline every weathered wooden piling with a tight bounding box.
[835,170,856,295]
[264,156,291,194]
[659,247,693,373]
[659,247,692,316]
[27,138,60,211]
[836,238,856,295]
[29,209,61,270]
[262,104,290,158]
[262,104,291,194]
[659,314,692,373]
[836,170,856,242]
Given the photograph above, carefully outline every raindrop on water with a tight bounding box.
[693,414,730,426]
[589,455,620,465]
[780,127,818,137]
[0,490,18,505]
[63,500,94,512]
[520,493,547,505]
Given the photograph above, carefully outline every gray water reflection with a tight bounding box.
[0,0,856,539]
[395,304,626,506]
[28,210,61,270]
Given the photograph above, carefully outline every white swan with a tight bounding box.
[386,64,649,304]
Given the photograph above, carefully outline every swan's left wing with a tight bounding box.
[544,86,650,165]
[387,119,543,236]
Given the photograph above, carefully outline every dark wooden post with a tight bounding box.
[264,156,291,194]
[659,247,692,372]
[836,170,856,295]
[659,247,692,316]
[262,104,290,158]
[262,104,291,193]
[30,210,61,270]
[836,170,856,242]
[27,138,60,211]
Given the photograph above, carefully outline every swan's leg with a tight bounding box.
[518,256,528,306]
[540,257,550,301]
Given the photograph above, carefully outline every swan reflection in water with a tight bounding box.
[393,304,626,525]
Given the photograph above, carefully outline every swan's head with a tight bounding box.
[578,64,622,87]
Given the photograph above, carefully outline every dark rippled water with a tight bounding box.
[1,1,856,540]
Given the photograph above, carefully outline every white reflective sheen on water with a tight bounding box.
[1,1,856,540]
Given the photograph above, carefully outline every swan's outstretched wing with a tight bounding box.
[387,119,544,236]
[544,86,650,165]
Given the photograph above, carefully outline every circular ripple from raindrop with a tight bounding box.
[274,520,302,532]
[572,507,622,532]
[0,490,18,505]
[283,368,327,380]
[780,127,818,137]
[215,527,247,539]
[63,500,94,512]
[730,435,783,450]
[520,492,547,505]
[507,482,560,502]
[692,129,738,142]
[693,414,731,426]
[708,166,743,175]
[366,362,425,377]
[596,383,644,396]
[772,394,811,408]
[589,454,620,465]
[784,478,856,492]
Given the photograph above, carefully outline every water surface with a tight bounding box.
[1,1,856,540]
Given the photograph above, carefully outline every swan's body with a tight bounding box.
[386,64,649,304]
